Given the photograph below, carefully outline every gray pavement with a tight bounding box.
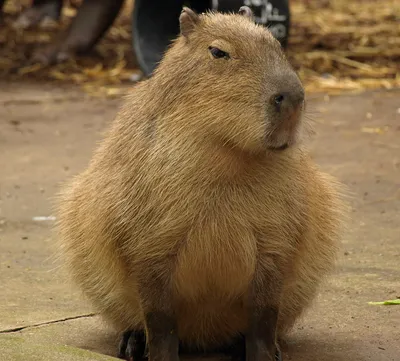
[0,83,399,360]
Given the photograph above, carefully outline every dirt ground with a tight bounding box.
[0,82,399,361]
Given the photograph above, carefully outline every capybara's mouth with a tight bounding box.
[268,143,289,151]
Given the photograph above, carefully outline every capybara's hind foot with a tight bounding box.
[118,330,146,361]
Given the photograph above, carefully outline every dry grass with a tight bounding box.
[288,0,400,94]
[1,0,399,97]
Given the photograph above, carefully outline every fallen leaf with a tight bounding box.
[368,299,400,305]
[361,127,386,134]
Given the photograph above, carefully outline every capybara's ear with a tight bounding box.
[179,7,199,37]
[238,6,254,20]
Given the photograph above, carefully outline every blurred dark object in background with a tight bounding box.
[1,0,125,65]
[1,0,291,76]
[132,0,291,77]
[0,0,398,96]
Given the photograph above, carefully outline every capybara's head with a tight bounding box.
[153,6,305,154]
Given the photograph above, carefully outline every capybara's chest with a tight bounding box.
[172,212,258,301]
[170,179,300,302]
[173,188,257,301]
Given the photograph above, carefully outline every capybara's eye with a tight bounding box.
[208,47,230,59]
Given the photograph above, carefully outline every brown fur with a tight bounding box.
[56,8,346,353]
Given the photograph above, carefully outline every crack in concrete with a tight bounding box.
[0,313,97,334]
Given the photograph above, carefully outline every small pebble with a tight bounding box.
[32,216,56,221]
[130,73,143,82]
[9,119,20,126]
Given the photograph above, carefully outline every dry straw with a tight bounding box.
[1,0,399,97]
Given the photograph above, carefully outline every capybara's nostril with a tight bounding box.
[271,87,304,112]
[274,94,285,105]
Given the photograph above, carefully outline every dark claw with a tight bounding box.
[118,330,132,359]
[275,347,283,361]
[118,330,146,361]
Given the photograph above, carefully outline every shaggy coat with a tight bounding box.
[56,8,345,353]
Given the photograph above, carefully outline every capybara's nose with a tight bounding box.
[272,89,304,110]
[270,74,305,114]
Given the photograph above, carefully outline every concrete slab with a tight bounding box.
[0,84,115,330]
[1,316,117,358]
[0,83,399,361]
[0,334,118,361]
